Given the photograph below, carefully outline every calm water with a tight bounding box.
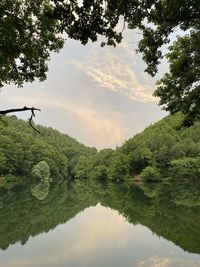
[0,180,200,267]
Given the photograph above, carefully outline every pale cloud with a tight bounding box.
[42,95,128,149]
[74,49,155,103]
[74,43,156,103]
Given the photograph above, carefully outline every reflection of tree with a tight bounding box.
[31,182,50,201]
[31,161,51,200]
[0,180,199,254]
[169,182,200,207]
[0,180,98,250]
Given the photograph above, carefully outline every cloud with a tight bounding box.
[1,89,128,148]
[74,42,156,103]
[39,93,128,148]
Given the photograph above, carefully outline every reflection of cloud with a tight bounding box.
[75,45,155,103]
[138,256,169,267]
[137,256,200,267]
[2,259,33,267]
[2,205,130,267]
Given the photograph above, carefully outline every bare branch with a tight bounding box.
[0,106,41,115]
[0,106,41,133]
[28,108,41,134]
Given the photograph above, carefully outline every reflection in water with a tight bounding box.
[31,161,52,201]
[31,181,50,200]
[0,180,200,267]
[137,256,200,267]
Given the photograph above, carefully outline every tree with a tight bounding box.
[31,160,51,200]
[169,157,200,179]
[154,32,200,125]
[140,166,161,182]
[0,0,63,125]
[129,147,152,172]
[73,155,93,179]
[0,0,63,88]
[31,160,50,182]
[106,152,130,181]
[52,0,200,123]
[1,0,200,122]
[51,0,200,74]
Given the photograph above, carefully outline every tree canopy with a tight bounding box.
[2,113,200,182]
[154,31,200,125]
[1,0,200,122]
[0,0,63,87]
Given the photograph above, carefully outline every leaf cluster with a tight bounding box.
[0,0,64,87]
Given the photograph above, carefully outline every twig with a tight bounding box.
[0,106,41,133]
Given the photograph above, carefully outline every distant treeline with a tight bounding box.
[1,112,200,182]
[69,111,200,181]
[120,112,200,181]
[0,115,96,183]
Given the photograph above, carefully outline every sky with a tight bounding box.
[1,29,167,149]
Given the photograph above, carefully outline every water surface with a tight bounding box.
[0,180,200,267]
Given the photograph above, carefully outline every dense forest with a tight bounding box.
[120,112,200,180]
[1,113,200,184]
[0,115,97,183]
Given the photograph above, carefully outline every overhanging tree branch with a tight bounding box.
[0,106,41,115]
[0,106,41,133]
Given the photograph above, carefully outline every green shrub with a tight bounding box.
[140,166,162,182]
[31,161,50,182]
[170,157,200,178]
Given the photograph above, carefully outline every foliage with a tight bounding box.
[2,113,200,183]
[0,115,96,182]
[106,152,130,181]
[73,150,130,181]
[1,0,199,78]
[140,166,161,182]
[31,161,50,181]
[120,112,200,179]
[31,182,50,201]
[170,182,200,207]
[128,147,152,172]
[73,155,93,179]
[154,32,200,124]
[170,157,200,179]
[51,0,200,75]
[0,0,64,87]
[1,1,200,121]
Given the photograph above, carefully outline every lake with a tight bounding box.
[0,180,200,267]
